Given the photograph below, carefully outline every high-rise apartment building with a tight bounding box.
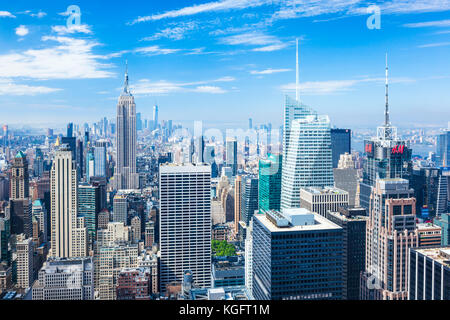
[159,164,212,291]
[50,147,87,258]
[300,186,349,217]
[252,208,343,300]
[362,178,418,300]
[32,257,94,300]
[114,64,139,190]
[258,154,282,212]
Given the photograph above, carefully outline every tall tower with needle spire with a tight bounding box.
[296,38,300,102]
[280,39,334,210]
[114,61,139,190]
[359,54,412,211]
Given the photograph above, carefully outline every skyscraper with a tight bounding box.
[9,151,32,237]
[252,208,343,300]
[258,154,282,212]
[241,175,259,226]
[94,140,107,177]
[359,56,412,212]
[114,62,139,190]
[113,194,128,224]
[226,138,238,176]
[16,236,34,289]
[234,175,242,235]
[67,123,73,138]
[326,207,367,300]
[333,153,359,207]
[78,183,100,247]
[408,247,450,300]
[281,43,334,210]
[281,114,334,210]
[331,128,351,168]
[153,104,159,130]
[159,164,212,291]
[196,135,205,164]
[10,151,29,200]
[50,147,87,258]
[361,178,418,300]
[437,129,450,167]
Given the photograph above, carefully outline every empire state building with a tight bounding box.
[114,63,139,190]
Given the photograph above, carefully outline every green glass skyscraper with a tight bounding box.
[259,154,282,212]
[78,183,100,247]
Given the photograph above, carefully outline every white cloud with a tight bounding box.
[15,25,29,37]
[403,19,450,28]
[52,24,93,35]
[251,68,291,75]
[0,79,60,96]
[0,36,113,80]
[31,11,47,18]
[18,10,47,18]
[220,31,288,52]
[194,86,226,94]
[130,0,273,24]
[418,42,450,48]
[0,11,15,18]
[281,77,415,94]
[134,46,181,55]
[142,21,198,41]
[252,44,288,52]
[131,76,234,95]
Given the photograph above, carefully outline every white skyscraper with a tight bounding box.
[280,40,334,210]
[153,104,159,130]
[281,115,334,209]
[51,147,87,258]
[114,62,139,190]
[159,163,212,291]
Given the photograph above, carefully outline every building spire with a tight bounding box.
[123,60,129,94]
[385,53,390,126]
[296,38,300,102]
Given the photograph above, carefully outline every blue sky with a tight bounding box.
[0,0,450,130]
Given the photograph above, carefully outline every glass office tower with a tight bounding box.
[259,154,282,212]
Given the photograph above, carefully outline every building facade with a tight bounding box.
[159,164,212,291]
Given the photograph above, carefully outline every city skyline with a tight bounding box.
[0,1,449,128]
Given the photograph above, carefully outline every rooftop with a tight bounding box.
[414,247,450,268]
[301,186,348,195]
[256,209,341,233]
